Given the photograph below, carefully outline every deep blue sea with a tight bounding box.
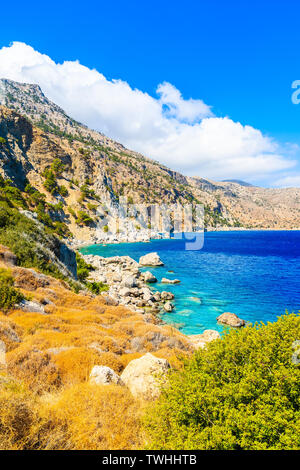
[80,231,300,334]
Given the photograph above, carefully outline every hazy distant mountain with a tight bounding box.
[221,179,255,187]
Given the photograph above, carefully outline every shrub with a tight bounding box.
[144,313,300,450]
[103,225,109,233]
[86,281,108,295]
[51,159,65,177]
[76,253,94,282]
[0,268,24,311]
[76,211,94,226]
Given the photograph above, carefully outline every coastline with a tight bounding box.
[72,227,300,250]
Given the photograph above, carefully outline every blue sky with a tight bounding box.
[0,0,300,186]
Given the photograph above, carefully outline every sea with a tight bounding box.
[80,231,300,334]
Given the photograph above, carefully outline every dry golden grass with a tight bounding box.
[0,257,192,449]
[35,383,144,450]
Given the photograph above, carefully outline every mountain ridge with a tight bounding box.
[0,77,300,241]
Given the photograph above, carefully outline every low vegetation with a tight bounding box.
[144,313,300,450]
[0,268,24,311]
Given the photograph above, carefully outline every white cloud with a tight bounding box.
[0,41,298,185]
[273,174,300,188]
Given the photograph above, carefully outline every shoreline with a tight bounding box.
[72,227,300,251]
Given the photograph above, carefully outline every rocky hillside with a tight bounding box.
[0,77,300,244]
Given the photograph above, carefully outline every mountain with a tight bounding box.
[0,77,300,243]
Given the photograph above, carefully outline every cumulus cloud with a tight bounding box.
[0,41,298,185]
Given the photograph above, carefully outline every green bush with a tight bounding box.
[0,268,24,311]
[86,281,109,295]
[145,313,300,450]
[76,211,93,226]
[75,253,94,282]
[51,158,65,176]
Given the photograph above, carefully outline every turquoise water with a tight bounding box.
[80,231,300,334]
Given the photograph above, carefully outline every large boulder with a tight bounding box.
[217,312,246,328]
[189,329,221,349]
[89,365,123,385]
[139,252,164,266]
[120,352,170,399]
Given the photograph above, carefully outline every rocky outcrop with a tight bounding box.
[17,300,46,314]
[89,365,123,385]
[139,253,164,267]
[83,254,173,314]
[189,329,221,349]
[217,312,246,327]
[120,353,170,399]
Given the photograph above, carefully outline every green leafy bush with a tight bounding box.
[145,313,300,450]
[0,268,24,311]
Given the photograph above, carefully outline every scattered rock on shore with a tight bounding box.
[217,312,246,327]
[139,252,164,266]
[120,352,170,399]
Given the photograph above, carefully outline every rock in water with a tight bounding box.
[189,329,221,349]
[217,312,245,327]
[164,301,174,312]
[89,365,123,385]
[142,271,157,283]
[120,353,170,399]
[161,277,180,284]
[161,291,174,300]
[139,252,164,266]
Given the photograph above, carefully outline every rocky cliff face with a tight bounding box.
[0,77,300,242]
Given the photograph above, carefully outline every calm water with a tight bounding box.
[80,231,300,334]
